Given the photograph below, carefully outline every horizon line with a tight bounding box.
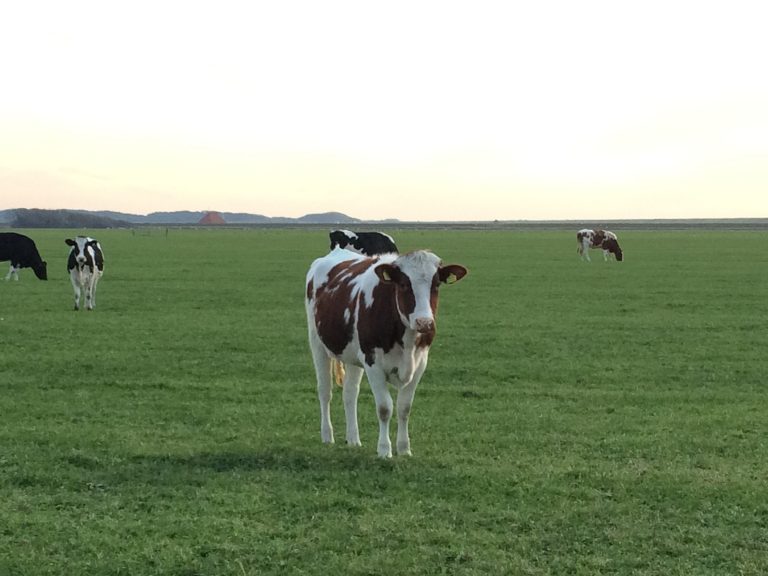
[2,207,768,224]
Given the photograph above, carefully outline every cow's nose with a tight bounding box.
[414,318,435,334]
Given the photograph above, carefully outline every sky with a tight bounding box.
[1,0,767,222]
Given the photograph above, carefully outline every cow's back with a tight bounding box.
[307,249,398,360]
[0,233,32,260]
[329,230,398,256]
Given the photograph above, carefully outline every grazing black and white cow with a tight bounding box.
[66,237,104,310]
[329,229,399,256]
[577,229,623,262]
[0,232,48,280]
[306,247,467,458]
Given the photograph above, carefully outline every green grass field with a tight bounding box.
[1,228,767,575]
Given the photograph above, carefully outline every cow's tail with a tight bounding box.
[330,358,345,387]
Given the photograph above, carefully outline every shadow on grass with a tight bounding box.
[130,447,374,473]
[60,445,458,491]
[152,445,457,471]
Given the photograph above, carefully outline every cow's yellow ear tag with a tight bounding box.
[445,273,457,284]
[382,269,392,281]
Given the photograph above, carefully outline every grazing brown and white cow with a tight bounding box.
[577,229,623,262]
[306,248,467,458]
[66,236,104,310]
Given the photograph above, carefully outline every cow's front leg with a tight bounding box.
[395,360,427,456]
[366,367,393,458]
[85,280,95,310]
[73,284,81,310]
[90,279,98,309]
[342,365,364,446]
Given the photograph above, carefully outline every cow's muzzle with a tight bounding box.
[414,318,435,334]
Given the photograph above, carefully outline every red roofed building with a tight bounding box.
[198,211,226,225]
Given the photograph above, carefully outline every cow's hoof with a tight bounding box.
[377,445,393,459]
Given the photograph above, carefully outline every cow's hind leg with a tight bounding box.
[309,335,335,444]
[342,365,364,446]
[578,241,591,262]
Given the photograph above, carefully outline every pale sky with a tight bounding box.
[1,0,767,221]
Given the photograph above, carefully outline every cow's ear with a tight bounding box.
[375,263,401,283]
[439,265,468,285]
[65,239,76,246]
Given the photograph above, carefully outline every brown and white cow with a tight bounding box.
[577,229,623,262]
[306,248,467,458]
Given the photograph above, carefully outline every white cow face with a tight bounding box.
[65,236,103,272]
[76,238,88,263]
[66,237,90,266]
[374,251,468,334]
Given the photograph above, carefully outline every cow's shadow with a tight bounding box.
[67,444,455,490]
[131,449,320,473]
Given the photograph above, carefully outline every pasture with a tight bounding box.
[1,227,767,575]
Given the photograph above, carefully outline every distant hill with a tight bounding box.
[8,209,132,229]
[94,209,362,225]
[298,212,361,224]
[0,208,373,228]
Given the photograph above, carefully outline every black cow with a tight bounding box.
[0,232,48,280]
[329,230,399,256]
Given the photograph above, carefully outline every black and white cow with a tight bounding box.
[66,237,104,310]
[329,229,399,256]
[0,232,48,280]
[306,247,467,457]
[577,229,623,262]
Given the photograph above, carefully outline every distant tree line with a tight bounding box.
[10,209,128,229]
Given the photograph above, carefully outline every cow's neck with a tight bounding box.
[391,326,427,386]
